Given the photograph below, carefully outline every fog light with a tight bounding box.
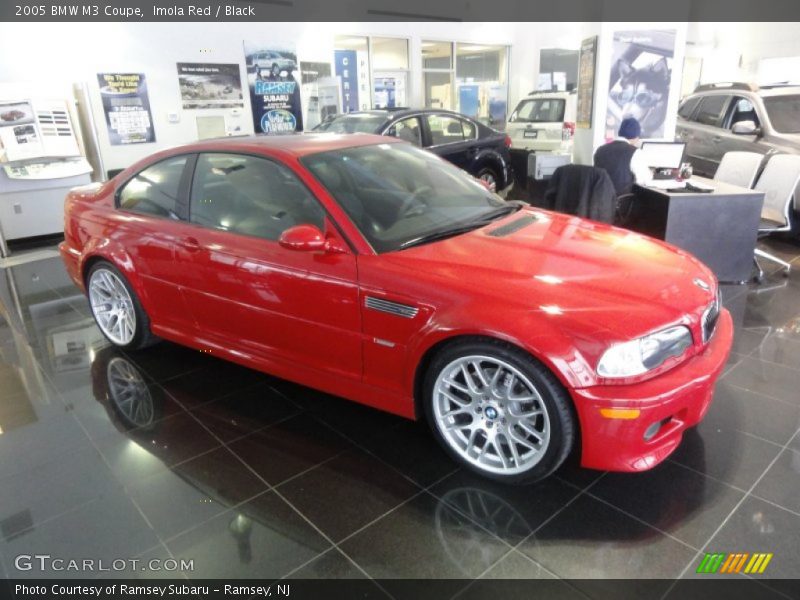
[643,417,670,441]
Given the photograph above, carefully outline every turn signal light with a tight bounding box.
[599,408,641,420]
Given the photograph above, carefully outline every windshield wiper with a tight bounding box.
[398,202,524,250]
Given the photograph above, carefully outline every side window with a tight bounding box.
[426,115,468,145]
[461,119,477,139]
[694,95,730,127]
[727,96,760,129]
[118,156,187,219]
[678,96,701,120]
[386,117,422,147]
[189,153,325,241]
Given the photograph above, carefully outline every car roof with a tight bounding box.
[333,108,473,120]
[162,132,402,158]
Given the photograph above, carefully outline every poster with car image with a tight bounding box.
[97,73,156,145]
[243,41,303,134]
[0,100,44,161]
[177,63,244,110]
[606,29,676,140]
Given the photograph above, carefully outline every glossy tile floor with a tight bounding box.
[1,240,799,597]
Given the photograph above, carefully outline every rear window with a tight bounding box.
[314,113,386,134]
[510,98,565,123]
[764,95,800,133]
[695,95,730,127]
[678,96,701,119]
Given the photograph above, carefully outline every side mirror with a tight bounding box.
[732,120,760,136]
[278,224,344,253]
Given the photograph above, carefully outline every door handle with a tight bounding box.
[711,136,722,143]
[181,236,201,252]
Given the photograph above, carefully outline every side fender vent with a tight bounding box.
[487,215,537,237]
[365,296,419,319]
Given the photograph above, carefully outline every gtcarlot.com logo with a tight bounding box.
[14,554,194,573]
[696,552,773,574]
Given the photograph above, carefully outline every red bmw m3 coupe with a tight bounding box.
[60,133,732,483]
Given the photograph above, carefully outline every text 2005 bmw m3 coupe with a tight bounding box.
[60,133,732,484]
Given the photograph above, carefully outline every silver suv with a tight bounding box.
[676,82,800,177]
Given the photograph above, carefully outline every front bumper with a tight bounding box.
[571,308,733,472]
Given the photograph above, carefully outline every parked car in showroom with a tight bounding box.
[314,108,514,193]
[506,90,577,153]
[677,82,800,229]
[61,133,732,484]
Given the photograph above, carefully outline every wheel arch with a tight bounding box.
[79,240,152,314]
[471,151,507,186]
[411,332,576,423]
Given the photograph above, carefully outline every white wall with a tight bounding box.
[1,20,647,173]
[0,21,534,173]
[686,22,800,85]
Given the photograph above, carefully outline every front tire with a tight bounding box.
[87,262,159,350]
[423,339,575,484]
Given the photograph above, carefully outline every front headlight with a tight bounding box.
[597,325,693,378]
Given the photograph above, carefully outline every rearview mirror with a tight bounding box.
[278,224,344,253]
[732,120,760,136]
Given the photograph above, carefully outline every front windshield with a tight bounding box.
[764,95,800,134]
[314,113,387,134]
[510,98,565,123]
[301,143,510,253]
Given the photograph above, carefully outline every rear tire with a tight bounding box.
[86,261,159,351]
[423,338,575,485]
[476,166,501,193]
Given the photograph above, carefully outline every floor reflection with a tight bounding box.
[1,246,799,581]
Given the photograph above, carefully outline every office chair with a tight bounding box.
[752,154,800,282]
[714,151,763,189]
[543,165,617,224]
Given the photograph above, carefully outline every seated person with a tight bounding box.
[594,117,652,195]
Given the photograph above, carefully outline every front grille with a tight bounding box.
[701,292,721,344]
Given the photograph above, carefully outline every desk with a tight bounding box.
[627,176,764,283]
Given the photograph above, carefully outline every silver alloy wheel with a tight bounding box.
[88,268,137,346]
[107,357,155,427]
[479,172,497,192]
[432,355,551,475]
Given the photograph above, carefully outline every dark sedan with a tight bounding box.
[314,108,514,193]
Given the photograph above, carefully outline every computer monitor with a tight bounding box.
[640,141,686,170]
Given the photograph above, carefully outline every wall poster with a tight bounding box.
[243,41,303,134]
[0,100,43,161]
[177,63,244,110]
[606,29,676,140]
[97,73,156,145]
[576,36,598,129]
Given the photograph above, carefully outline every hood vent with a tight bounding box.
[487,215,537,237]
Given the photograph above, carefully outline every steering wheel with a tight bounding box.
[398,186,433,219]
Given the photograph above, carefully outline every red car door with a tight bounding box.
[171,152,361,381]
[112,154,196,333]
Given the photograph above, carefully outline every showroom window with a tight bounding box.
[118,155,188,219]
[455,43,510,129]
[189,153,324,240]
[334,35,409,111]
[538,48,579,91]
[422,41,455,109]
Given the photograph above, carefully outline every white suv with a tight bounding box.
[506,91,577,153]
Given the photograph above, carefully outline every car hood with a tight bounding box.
[384,208,717,341]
